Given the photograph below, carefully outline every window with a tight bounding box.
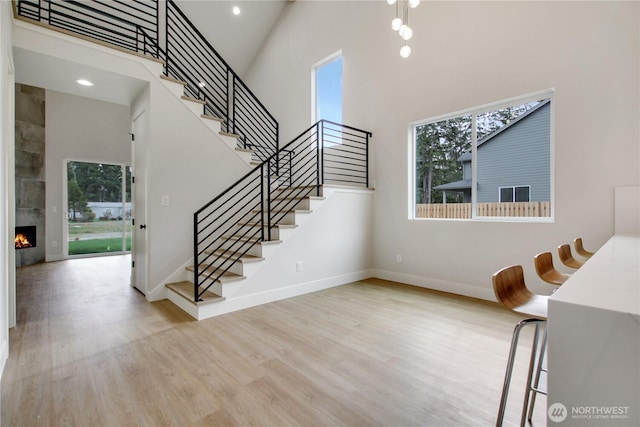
[412,90,553,220]
[312,51,342,124]
[499,186,531,203]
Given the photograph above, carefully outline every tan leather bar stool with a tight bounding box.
[493,265,548,427]
[558,244,584,269]
[534,252,570,286]
[574,237,594,259]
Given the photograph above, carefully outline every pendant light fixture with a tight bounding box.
[389,0,420,58]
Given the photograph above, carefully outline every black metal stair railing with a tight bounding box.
[165,0,278,162]
[193,120,372,302]
[16,0,161,58]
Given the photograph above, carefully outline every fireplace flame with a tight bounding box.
[15,233,33,249]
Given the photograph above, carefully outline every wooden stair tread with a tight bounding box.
[224,235,282,245]
[201,114,223,122]
[235,147,253,153]
[255,208,312,215]
[160,74,187,86]
[185,266,245,281]
[166,280,223,303]
[204,250,265,263]
[220,131,240,138]
[237,222,298,230]
[181,95,205,104]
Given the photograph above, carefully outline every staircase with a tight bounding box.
[14,0,373,320]
[165,118,372,320]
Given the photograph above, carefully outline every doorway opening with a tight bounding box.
[66,160,132,257]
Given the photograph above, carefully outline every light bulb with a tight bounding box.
[391,17,403,31]
[400,25,413,41]
[387,0,396,4]
[400,45,411,58]
[409,0,420,8]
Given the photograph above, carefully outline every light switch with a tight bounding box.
[162,196,170,206]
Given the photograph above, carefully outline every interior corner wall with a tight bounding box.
[245,1,640,300]
[0,0,15,374]
[45,90,131,261]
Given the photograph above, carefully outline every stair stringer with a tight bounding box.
[169,185,375,320]
[157,76,256,166]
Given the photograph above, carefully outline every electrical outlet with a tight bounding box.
[162,196,170,206]
[52,241,57,247]
[296,261,303,272]
[396,254,402,263]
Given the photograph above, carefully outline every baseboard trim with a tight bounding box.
[195,270,374,320]
[369,269,496,302]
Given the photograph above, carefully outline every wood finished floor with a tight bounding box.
[2,256,547,426]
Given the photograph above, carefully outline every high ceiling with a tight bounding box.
[174,0,290,77]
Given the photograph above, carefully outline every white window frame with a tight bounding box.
[409,88,555,222]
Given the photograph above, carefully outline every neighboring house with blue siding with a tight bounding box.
[435,100,551,203]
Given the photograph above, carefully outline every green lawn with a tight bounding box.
[68,237,132,255]
[68,220,132,236]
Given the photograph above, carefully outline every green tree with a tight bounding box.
[68,161,128,202]
[415,115,471,204]
[67,180,90,221]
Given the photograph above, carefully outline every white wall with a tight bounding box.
[0,0,16,375]
[45,90,131,261]
[246,1,640,300]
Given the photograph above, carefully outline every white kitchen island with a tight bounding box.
[547,234,640,426]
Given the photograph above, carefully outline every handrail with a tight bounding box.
[165,0,279,162]
[193,120,371,301]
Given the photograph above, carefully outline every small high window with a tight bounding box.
[312,51,342,124]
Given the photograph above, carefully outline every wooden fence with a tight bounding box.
[416,201,551,219]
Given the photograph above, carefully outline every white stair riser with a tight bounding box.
[159,78,186,98]
[235,150,254,164]
[236,225,280,240]
[219,134,240,150]
[220,239,263,258]
[184,271,224,296]
[200,257,245,276]
[201,118,222,133]
[183,99,205,116]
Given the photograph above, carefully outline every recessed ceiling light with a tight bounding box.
[76,79,94,87]
[232,6,240,15]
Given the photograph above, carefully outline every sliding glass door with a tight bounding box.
[67,161,131,256]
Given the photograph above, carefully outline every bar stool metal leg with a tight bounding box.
[520,322,547,426]
[527,325,548,422]
[496,318,546,427]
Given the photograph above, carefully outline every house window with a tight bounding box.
[312,51,342,124]
[412,90,553,220]
[499,186,531,203]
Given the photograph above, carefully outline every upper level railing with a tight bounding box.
[16,0,161,57]
[193,120,371,301]
[15,0,279,161]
